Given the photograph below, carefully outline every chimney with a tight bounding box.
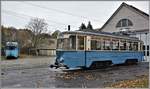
[68,25,70,31]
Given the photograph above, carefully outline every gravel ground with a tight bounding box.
[1,57,149,88]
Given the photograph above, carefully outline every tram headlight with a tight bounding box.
[60,57,64,63]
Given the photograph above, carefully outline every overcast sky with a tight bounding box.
[1,1,149,33]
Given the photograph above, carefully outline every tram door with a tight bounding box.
[75,35,86,67]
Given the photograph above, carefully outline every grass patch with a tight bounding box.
[108,75,149,88]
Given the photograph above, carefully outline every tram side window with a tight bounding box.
[129,42,133,50]
[96,41,101,50]
[103,40,111,50]
[91,40,97,50]
[91,40,101,50]
[57,39,63,49]
[120,41,126,50]
[133,42,138,51]
[112,41,119,50]
[70,36,76,50]
[78,36,84,50]
[63,38,70,49]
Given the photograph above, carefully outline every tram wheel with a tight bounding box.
[125,59,138,65]
[90,61,112,69]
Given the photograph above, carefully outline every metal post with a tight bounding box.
[145,33,147,61]
[76,35,78,50]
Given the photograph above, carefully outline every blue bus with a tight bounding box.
[50,31,144,69]
[5,42,19,59]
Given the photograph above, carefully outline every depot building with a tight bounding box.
[96,2,149,61]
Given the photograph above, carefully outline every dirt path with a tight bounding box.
[1,62,149,88]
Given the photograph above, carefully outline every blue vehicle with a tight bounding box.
[50,31,144,69]
[5,42,19,59]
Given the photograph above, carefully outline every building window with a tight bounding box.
[143,45,145,50]
[116,19,133,27]
[147,51,149,56]
[147,45,149,50]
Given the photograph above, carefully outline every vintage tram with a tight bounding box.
[5,42,19,59]
[50,31,144,69]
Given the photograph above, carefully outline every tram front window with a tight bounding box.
[6,46,16,50]
[57,38,69,50]
[57,36,76,50]
[70,36,76,50]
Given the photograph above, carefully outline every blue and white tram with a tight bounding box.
[5,42,19,59]
[50,31,144,69]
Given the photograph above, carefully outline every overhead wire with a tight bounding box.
[2,9,77,30]
[2,9,69,31]
[19,1,103,23]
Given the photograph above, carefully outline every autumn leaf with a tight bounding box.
[108,75,149,88]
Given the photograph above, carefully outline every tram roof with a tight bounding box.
[61,31,142,42]
[6,42,18,46]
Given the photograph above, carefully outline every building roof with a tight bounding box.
[96,2,149,31]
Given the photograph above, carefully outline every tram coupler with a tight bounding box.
[50,64,59,69]
[49,63,69,69]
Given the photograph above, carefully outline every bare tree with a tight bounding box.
[26,18,48,48]
[26,18,48,55]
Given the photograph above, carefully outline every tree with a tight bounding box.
[8,26,17,41]
[1,26,17,44]
[52,30,61,38]
[79,23,86,30]
[87,21,93,30]
[1,25,6,48]
[16,29,32,48]
[26,18,48,48]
